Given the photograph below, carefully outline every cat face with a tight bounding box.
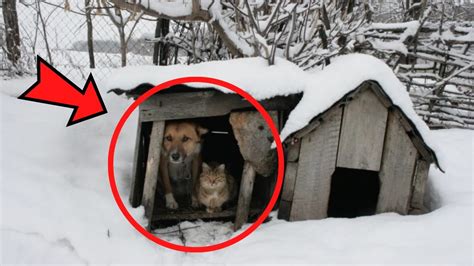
[200,163,227,189]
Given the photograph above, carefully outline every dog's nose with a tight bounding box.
[171,153,180,161]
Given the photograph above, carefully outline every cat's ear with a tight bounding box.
[202,162,210,172]
[197,126,208,136]
[217,164,225,172]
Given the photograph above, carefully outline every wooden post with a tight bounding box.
[234,161,256,231]
[85,0,95,69]
[278,162,298,220]
[129,117,146,207]
[142,121,165,230]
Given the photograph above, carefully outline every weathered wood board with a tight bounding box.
[410,158,430,213]
[290,107,342,221]
[129,118,145,207]
[229,111,278,177]
[152,208,262,221]
[393,109,435,164]
[280,162,298,202]
[337,89,388,171]
[377,112,418,214]
[141,121,165,228]
[286,138,301,162]
[140,91,296,122]
[129,120,151,207]
[234,162,256,231]
[277,200,292,220]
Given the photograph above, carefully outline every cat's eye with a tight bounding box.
[182,136,189,142]
[165,135,172,141]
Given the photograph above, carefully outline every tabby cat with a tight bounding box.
[195,162,235,213]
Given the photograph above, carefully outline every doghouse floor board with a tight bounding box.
[152,207,262,221]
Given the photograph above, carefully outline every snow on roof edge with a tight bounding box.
[105,54,444,170]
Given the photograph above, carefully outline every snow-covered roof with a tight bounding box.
[106,54,442,169]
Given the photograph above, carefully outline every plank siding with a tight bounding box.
[337,89,388,171]
[377,112,418,214]
[289,107,342,221]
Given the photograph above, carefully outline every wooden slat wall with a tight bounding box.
[141,121,165,229]
[337,89,388,171]
[289,107,342,221]
[377,112,418,214]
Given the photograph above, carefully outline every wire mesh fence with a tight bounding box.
[1,0,160,81]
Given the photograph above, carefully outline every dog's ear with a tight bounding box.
[217,164,225,172]
[202,162,210,172]
[196,126,208,136]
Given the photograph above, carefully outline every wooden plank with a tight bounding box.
[393,109,435,163]
[129,118,148,207]
[337,88,388,171]
[152,208,261,221]
[376,112,418,214]
[290,200,324,221]
[142,121,165,229]
[289,107,342,221]
[277,200,292,220]
[367,81,393,108]
[140,91,297,122]
[229,111,278,177]
[410,158,430,213]
[234,162,256,231]
[280,162,298,202]
[292,120,321,140]
[286,138,301,162]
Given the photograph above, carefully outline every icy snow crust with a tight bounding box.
[106,54,441,165]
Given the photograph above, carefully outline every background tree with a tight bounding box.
[2,0,21,66]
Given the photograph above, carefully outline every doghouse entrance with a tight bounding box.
[151,114,268,229]
[327,167,380,218]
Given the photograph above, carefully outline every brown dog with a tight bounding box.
[160,121,208,209]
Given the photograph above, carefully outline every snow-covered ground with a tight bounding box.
[1,76,473,264]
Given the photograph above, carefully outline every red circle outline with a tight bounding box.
[108,77,284,252]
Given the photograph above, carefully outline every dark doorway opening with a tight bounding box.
[327,167,380,218]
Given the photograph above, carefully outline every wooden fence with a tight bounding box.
[363,19,473,129]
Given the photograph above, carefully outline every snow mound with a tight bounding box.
[106,54,442,167]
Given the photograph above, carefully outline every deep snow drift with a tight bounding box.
[1,76,472,264]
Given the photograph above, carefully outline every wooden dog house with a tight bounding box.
[119,84,300,231]
[108,55,440,231]
[278,81,440,221]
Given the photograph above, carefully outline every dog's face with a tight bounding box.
[162,122,208,164]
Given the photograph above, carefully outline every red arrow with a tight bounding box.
[18,56,107,126]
